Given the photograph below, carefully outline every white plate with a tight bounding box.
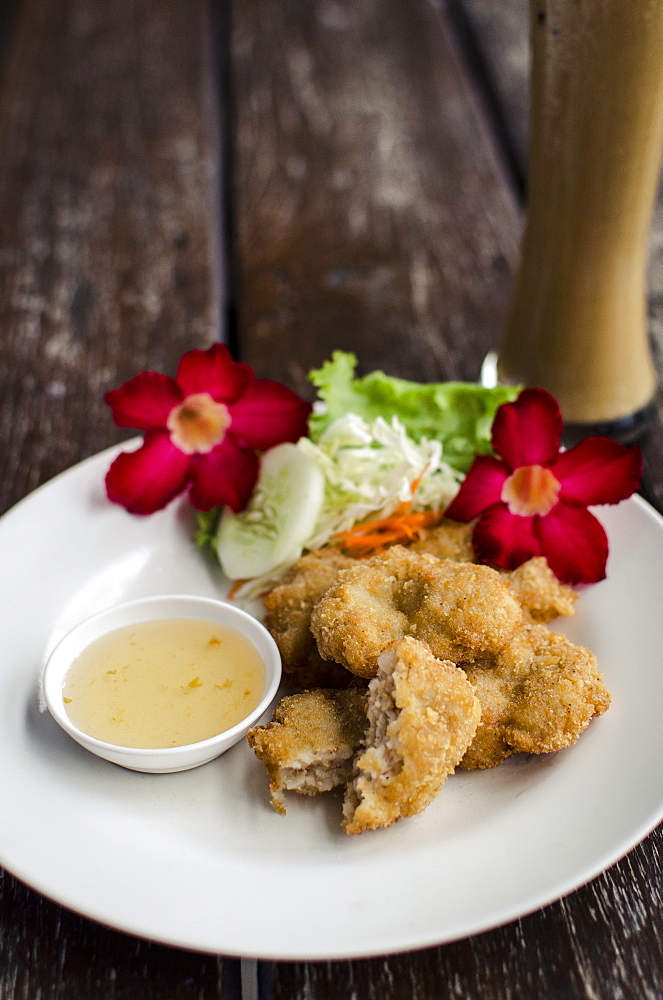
[1,445,662,960]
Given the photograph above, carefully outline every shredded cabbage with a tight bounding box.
[228,413,461,598]
[300,413,461,548]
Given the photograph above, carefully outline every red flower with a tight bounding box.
[105,344,311,514]
[444,388,641,583]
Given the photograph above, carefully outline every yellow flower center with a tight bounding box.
[501,464,561,517]
[167,393,231,454]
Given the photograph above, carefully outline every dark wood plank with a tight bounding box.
[0,0,223,517]
[0,870,245,1000]
[0,1,238,997]
[267,847,663,999]
[454,0,529,172]
[230,0,521,393]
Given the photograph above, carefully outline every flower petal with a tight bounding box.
[105,372,183,430]
[550,438,642,506]
[105,433,191,514]
[536,502,609,583]
[444,456,510,521]
[492,388,562,469]
[176,343,253,403]
[471,504,543,570]
[188,436,259,511]
[228,380,312,451]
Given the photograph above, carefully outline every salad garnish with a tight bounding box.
[216,413,462,596]
[104,345,641,588]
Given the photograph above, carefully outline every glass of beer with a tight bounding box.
[494,0,663,442]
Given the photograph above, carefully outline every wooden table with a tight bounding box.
[1,1,662,996]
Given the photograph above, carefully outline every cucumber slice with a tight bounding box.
[216,443,325,580]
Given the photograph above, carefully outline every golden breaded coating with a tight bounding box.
[506,557,578,623]
[460,624,611,770]
[264,549,357,690]
[342,637,481,834]
[310,546,523,678]
[247,688,366,814]
[410,518,476,563]
[412,524,576,624]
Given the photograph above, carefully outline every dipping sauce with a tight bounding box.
[62,618,266,749]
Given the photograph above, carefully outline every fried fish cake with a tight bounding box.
[413,521,577,624]
[310,546,523,678]
[264,548,357,690]
[410,517,476,563]
[247,688,366,814]
[506,557,578,623]
[342,636,481,834]
[460,624,611,770]
[413,521,577,625]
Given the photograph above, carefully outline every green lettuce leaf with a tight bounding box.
[195,509,221,556]
[309,352,518,473]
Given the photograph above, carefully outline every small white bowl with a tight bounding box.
[42,594,281,773]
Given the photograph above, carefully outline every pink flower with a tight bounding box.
[444,388,641,583]
[105,344,311,514]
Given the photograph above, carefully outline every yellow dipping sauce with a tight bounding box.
[62,618,266,749]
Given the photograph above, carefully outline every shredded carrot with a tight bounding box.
[329,472,444,558]
[227,579,244,600]
[331,503,443,559]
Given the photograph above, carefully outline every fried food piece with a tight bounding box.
[264,548,357,689]
[460,624,611,770]
[311,546,523,678]
[506,557,578,623]
[413,521,576,623]
[410,517,476,563]
[342,637,481,834]
[411,517,577,624]
[247,688,366,814]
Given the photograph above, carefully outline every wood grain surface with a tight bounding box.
[0,0,222,516]
[230,0,521,389]
[0,0,661,997]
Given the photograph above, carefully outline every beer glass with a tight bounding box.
[495,0,663,441]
